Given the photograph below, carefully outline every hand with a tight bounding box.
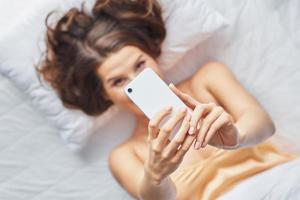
[144,105,196,185]
[169,83,241,150]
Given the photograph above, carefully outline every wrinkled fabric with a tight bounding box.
[170,141,298,200]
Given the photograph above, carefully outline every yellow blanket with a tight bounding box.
[170,141,298,200]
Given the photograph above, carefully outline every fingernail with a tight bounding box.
[180,107,187,112]
[194,141,200,150]
[169,83,174,87]
[188,126,194,135]
[196,122,201,130]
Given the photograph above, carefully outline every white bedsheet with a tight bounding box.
[1,0,300,199]
[0,73,134,199]
[219,158,300,200]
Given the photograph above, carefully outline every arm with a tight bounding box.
[139,170,177,200]
[108,144,176,200]
[192,62,275,148]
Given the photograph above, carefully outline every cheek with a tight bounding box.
[110,88,130,104]
[111,88,142,112]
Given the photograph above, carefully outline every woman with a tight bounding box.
[36,0,298,199]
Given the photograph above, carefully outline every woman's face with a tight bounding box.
[97,45,164,116]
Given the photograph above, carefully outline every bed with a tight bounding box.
[1,0,300,199]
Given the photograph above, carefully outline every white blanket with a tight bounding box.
[219,158,300,200]
[0,0,300,199]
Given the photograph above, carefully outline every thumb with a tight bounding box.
[168,83,198,109]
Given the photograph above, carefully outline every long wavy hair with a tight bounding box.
[36,0,166,116]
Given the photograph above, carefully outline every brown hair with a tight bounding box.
[36,0,166,116]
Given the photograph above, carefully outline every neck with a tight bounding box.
[132,114,149,140]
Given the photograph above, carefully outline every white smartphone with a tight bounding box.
[124,67,193,140]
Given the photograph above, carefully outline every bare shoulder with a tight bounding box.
[108,142,133,176]
[108,140,138,174]
[178,61,229,105]
[191,61,266,120]
[191,61,231,89]
[109,141,135,162]
[108,140,144,198]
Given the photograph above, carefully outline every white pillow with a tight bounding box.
[0,0,229,151]
[157,0,229,70]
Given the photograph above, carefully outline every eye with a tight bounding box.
[113,78,124,86]
[136,61,146,69]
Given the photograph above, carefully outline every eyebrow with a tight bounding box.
[106,54,143,84]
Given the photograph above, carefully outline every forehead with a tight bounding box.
[97,46,143,76]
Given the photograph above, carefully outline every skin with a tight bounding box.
[97,45,276,199]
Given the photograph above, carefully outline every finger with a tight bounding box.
[188,104,206,135]
[202,111,231,147]
[164,114,191,158]
[169,83,198,109]
[173,133,197,162]
[197,106,223,148]
[157,107,187,146]
[148,105,173,140]
[202,112,229,147]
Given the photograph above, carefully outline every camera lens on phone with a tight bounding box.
[128,88,132,93]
